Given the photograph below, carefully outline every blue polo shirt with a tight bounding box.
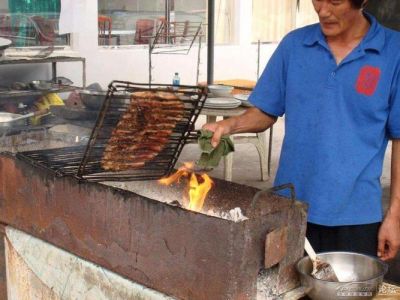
[249,14,400,226]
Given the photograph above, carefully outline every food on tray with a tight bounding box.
[101,91,184,171]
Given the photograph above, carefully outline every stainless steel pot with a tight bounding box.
[296,252,388,300]
[0,112,28,128]
[79,90,130,110]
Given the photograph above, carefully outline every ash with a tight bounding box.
[102,181,249,222]
[104,181,182,205]
[257,267,281,300]
[206,207,248,222]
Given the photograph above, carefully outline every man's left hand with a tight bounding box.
[378,213,400,260]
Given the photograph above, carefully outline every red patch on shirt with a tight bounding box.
[355,66,381,96]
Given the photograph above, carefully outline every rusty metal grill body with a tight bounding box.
[0,153,308,299]
[16,81,206,181]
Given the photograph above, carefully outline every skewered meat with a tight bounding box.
[101,90,184,171]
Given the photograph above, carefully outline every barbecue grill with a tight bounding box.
[0,82,308,299]
[0,152,308,299]
[16,81,207,181]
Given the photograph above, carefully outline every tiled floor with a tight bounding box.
[178,116,400,284]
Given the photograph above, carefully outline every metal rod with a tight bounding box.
[82,58,86,87]
[257,39,261,80]
[51,61,57,83]
[165,0,171,43]
[196,34,202,85]
[207,0,214,84]
[268,126,273,177]
[149,44,152,86]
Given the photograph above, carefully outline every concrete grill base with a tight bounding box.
[5,227,174,300]
[0,153,307,299]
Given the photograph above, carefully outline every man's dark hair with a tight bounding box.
[350,0,367,8]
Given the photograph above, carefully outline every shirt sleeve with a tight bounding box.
[248,33,292,117]
[387,58,400,139]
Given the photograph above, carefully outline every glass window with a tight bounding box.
[0,0,69,47]
[252,0,318,43]
[97,0,243,47]
[174,0,206,23]
[296,0,319,29]
[214,0,235,45]
[98,0,164,46]
[252,0,295,43]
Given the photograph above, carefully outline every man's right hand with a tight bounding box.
[201,107,277,148]
[202,121,231,148]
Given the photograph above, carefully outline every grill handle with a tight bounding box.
[250,183,296,213]
[251,184,296,269]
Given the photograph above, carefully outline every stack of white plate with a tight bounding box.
[0,37,11,59]
[203,97,241,109]
[233,94,253,107]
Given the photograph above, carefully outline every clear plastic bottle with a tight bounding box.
[172,72,180,90]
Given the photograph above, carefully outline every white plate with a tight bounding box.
[0,37,12,49]
[233,94,250,101]
[205,97,241,105]
[203,97,241,109]
[203,104,241,109]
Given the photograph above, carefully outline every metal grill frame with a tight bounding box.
[18,81,207,182]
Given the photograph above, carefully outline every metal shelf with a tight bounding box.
[0,85,80,99]
[0,55,86,87]
[0,55,85,65]
[0,55,87,136]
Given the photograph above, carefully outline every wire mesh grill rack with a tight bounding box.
[17,81,207,182]
[16,145,86,177]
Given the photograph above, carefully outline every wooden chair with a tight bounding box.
[98,15,112,45]
[134,19,155,45]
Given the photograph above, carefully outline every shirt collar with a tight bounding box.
[303,12,385,53]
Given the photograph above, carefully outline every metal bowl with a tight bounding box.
[79,90,130,110]
[296,252,388,300]
[208,84,234,97]
[0,112,27,127]
[30,80,53,90]
[79,90,106,110]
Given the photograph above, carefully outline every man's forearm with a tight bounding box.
[378,139,400,260]
[219,107,277,135]
[388,139,400,218]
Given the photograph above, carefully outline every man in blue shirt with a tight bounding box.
[203,0,400,260]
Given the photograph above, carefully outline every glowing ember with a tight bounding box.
[158,162,213,212]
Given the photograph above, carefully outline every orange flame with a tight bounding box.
[158,162,213,212]
[187,173,213,211]
[158,162,193,185]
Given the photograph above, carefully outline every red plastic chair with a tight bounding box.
[0,14,13,38]
[134,19,155,45]
[98,15,112,45]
